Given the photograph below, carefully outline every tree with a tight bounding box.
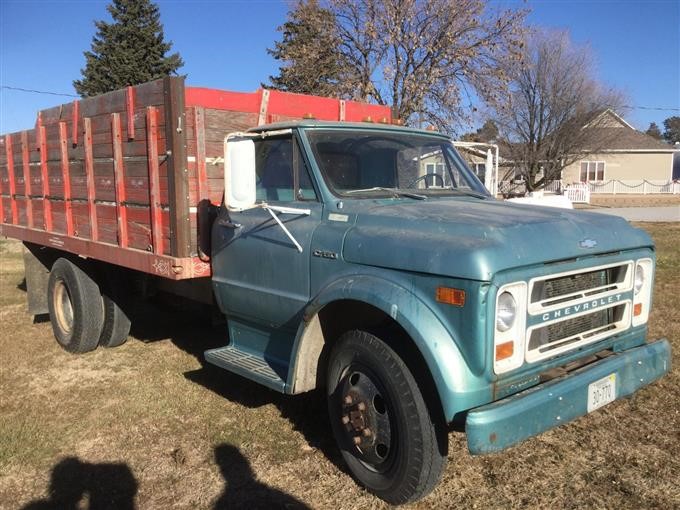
[645,122,663,140]
[74,0,183,97]
[266,0,353,97]
[487,30,624,191]
[267,0,527,130]
[662,116,680,144]
[462,119,499,142]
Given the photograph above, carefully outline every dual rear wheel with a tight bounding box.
[47,258,131,353]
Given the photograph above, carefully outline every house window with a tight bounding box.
[472,163,486,182]
[580,161,605,182]
[425,162,446,186]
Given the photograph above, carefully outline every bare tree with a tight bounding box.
[489,30,624,191]
[267,0,527,131]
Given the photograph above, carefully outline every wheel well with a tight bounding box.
[292,300,445,426]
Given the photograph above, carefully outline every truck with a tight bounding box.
[0,77,671,504]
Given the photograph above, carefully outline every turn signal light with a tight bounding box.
[634,303,643,317]
[495,341,514,361]
[436,287,465,306]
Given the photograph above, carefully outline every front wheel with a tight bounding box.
[326,330,447,504]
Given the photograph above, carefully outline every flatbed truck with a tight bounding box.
[0,77,671,504]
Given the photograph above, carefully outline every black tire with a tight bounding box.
[326,330,447,504]
[47,258,105,353]
[98,271,131,348]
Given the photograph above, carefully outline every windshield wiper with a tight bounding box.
[344,187,427,200]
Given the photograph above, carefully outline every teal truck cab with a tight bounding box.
[207,120,670,503]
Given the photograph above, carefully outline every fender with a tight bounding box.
[287,274,493,421]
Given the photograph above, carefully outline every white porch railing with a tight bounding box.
[585,179,680,194]
[499,179,680,195]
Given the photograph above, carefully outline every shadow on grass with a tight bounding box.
[213,443,311,509]
[21,457,137,510]
[20,446,309,510]
[128,297,345,470]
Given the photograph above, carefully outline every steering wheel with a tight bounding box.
[408,173,445,189]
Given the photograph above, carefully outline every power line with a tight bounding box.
[1,85,79,98]
[2,84,678,112]
[621,105,680,112]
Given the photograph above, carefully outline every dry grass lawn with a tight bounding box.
[0,223,678,509]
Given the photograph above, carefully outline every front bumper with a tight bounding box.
[465,339,671,454]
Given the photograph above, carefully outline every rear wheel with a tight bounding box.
[47,258,104,353]
[98,269,131,348]
[326,330,447,504]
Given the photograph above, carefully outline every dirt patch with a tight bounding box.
[0,225,678,509]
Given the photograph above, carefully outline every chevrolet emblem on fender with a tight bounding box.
[579,238,598,249]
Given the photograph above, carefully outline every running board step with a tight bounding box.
[204,346,287,392]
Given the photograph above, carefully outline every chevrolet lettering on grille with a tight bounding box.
[541,293,624,322]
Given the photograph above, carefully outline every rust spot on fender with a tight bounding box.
[489,433,497,443]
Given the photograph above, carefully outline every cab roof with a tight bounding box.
[248,119,450,138]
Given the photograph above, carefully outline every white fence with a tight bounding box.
[584,180,680,194]
[499,179,680,196]
[563,183,590,204]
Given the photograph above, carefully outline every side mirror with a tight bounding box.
[224,134,256,211]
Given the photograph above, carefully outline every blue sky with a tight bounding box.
[1,0,678,135]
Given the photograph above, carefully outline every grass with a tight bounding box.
[0,224,678,509]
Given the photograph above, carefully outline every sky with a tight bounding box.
[1,0,678,135]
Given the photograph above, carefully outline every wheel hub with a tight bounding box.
[340,369,392,468]
[53,279,74,334]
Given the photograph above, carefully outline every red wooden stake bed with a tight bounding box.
[0,77,391,280]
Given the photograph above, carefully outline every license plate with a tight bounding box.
[587,373,617,413]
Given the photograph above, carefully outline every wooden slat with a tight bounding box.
[21,131,33,227]
[39,125,52,231]
[83,118,98,241]
[163,76,190,257]
[146,106,163,254]
[126,86,136,140]
[4,134,18,224]
[72,100,80,146]
[111,113,128,247]
[193,106,208,201]
[59,122,74,236]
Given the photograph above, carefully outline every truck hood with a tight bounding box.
[342,199,653,281]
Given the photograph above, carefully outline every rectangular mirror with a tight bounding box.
[224,133,256,211]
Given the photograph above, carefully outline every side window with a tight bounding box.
[254,137,318,202]
[255,138,294,202]
[297,150,317,201]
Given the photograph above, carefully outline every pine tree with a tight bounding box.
[74,0,184,97]
[266,0,353,97]
[645,122,662,140]
[662,116,680,144]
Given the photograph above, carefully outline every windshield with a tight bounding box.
[305,129,489,198]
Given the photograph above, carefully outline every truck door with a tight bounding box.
[212,134,321,328]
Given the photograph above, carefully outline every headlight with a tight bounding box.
[634,264,645,295]
[496,291,517,332]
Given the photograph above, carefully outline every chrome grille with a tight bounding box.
[529,306,622,353]
[542,270,609,300]
[529,262,631,311]
[525,260,634,363]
